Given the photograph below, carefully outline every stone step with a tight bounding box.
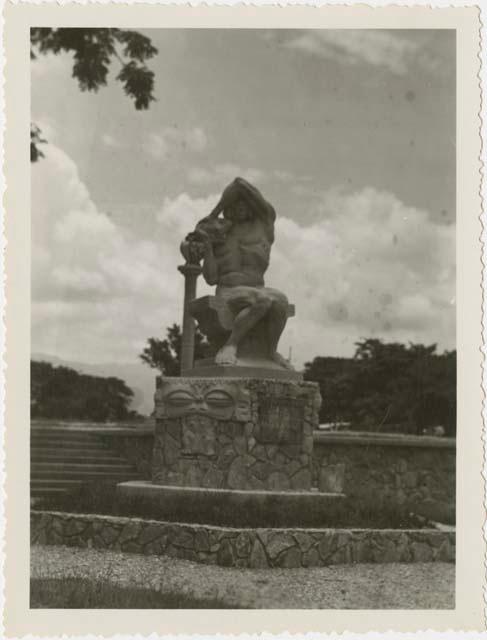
[31,479,86,489]
[31,450,128,464]
[30,426,142,499]
[31,428,103,438]
[32,462,135,472]
[31,468,140,481]
[30,486,71,498]
[30,436,106,450]
[31,428,104,438]
[30,434,106,449]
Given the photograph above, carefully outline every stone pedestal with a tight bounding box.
[185,361,302,381]
[152,376,321,491]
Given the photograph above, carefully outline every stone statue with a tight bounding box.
[184,177,292,369]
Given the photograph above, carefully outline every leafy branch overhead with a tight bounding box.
[30,28,158,160]
[31,124,46,162]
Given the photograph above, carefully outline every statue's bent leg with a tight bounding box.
[267,301,287,353]
[215,289,271,365]
[265,289,294,369]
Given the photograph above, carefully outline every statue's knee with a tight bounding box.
[266,289,287,306]
[254,296,272,314]
[271,292,288,313]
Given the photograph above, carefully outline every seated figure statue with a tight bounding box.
[184,177,293,369]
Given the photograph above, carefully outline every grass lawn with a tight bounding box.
[31,577,237,608]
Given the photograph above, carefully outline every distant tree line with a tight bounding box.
[304,339,456,437]
[31,361,141,422]
[140,328,456,437]
[31,332,456,435]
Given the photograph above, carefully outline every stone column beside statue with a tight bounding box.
[177,263,202,372]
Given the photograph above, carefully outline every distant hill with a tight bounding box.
[32,353,157,416]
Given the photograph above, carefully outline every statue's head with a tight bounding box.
[224,198,252,223]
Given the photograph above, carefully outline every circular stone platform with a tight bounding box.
[117,481,345,528]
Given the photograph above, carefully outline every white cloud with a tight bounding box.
[284,30,421,75]
[188,163,266,186]
[156,192,219,231]
[31,52,72,78]
[268,186,455,363]
[144,126,208,160]
[31,144,197,367]
[187,167,213,184]
[144,133,170,160]
[32,147,454,380]
[273,169,298,182]
[189,166,315,190]
[52,266,109,296]
[101,133,122,149]
[185,127,208,153]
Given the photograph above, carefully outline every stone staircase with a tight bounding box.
[31,424,142,499]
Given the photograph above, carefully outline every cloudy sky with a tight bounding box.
[31,28,456,373]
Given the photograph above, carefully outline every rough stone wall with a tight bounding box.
[153,377,320,491]
[99,433,153,479]
[31,510,455,568]
[313,435,456,522]
[97,429,455,519]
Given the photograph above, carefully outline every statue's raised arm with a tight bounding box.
[223,177,276,243]
[233,177,276,221]
[196,178,275,242]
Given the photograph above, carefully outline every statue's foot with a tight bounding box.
[215,344,238,366]
[272,352,294,370]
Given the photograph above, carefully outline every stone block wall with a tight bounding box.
[95,427,455,520]
[31,510,455,568]
[152,377,320,491]
[313,432,456,522]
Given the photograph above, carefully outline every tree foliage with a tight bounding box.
[31,360,140,422]
[304,338,456,436]
[139,323,211,376]
[30,28,158,160]
[30,124,46,162]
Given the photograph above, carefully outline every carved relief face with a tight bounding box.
[155,379,251,422]
[165,387,234,420]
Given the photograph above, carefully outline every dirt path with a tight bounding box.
[31,544,454,609]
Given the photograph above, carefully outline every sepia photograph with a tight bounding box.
[28,25,459,611]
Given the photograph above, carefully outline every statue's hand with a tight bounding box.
[188,228,211,248]
[180,238,205,264]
